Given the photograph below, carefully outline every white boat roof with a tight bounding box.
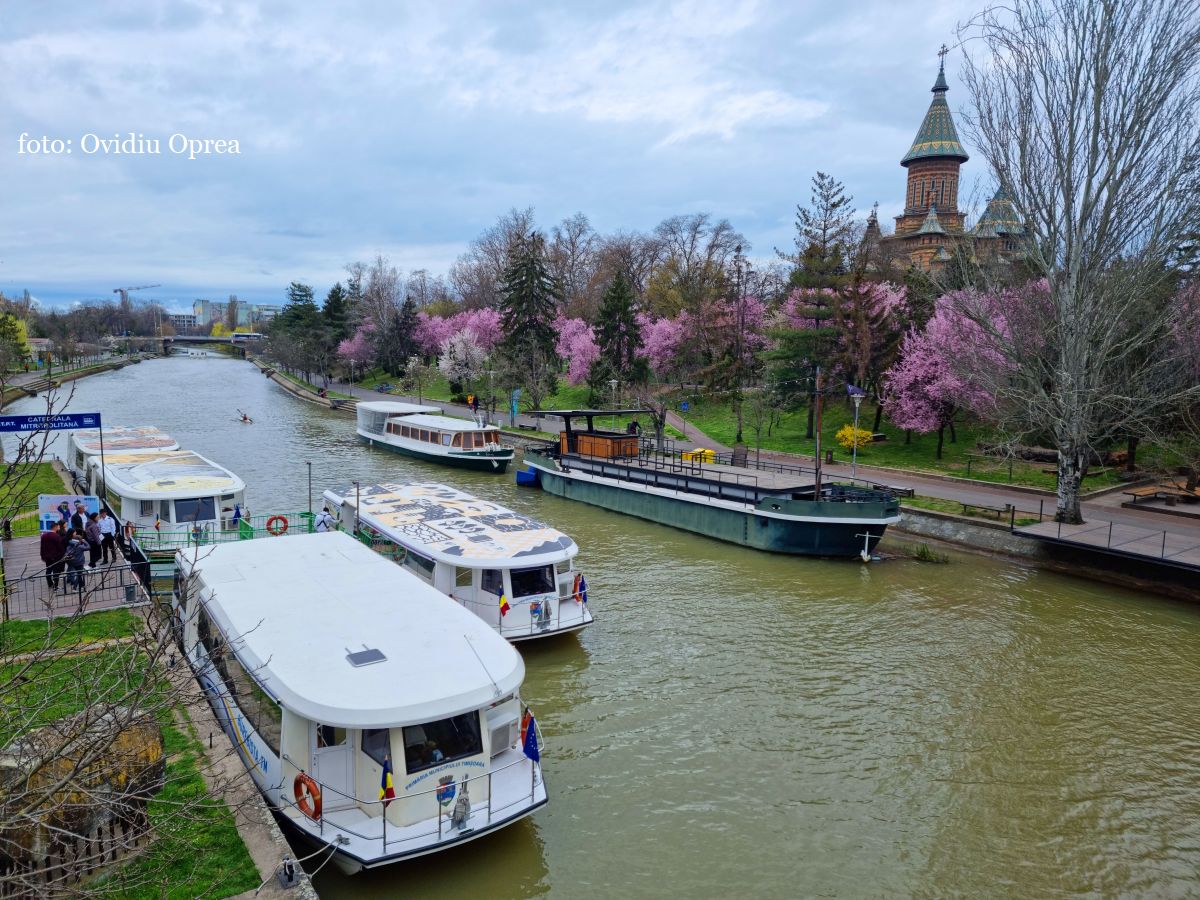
[324,481,577,568]
[97,449,245,499]
[389,414,498,433]
[178,532,524,728]
[357,401,442,415]
[70,426,178,455]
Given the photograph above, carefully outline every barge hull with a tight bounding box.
[534,465,891,557]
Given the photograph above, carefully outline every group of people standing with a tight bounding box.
[38,501,120,592]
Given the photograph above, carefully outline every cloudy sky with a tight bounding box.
[1,0,988,311]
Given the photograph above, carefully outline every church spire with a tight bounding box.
[901,47,968,166]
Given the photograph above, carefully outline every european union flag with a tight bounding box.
[522,711,540,763]
[578,574,588,605]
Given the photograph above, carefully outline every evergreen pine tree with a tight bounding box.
[592,272,647,386]
[322,282,350,342]
[377,297,419,376]
[788,172,856,290]
[498,232,561,409]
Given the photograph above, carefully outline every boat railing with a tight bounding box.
[637,437,822,479]
[133,511,315,553]
[561,450,767,506]
[277,729,543,854]
[455,586,590,637]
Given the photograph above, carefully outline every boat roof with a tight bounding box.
[388,414,498,433]
[357,401,442,415]
[97,449,245,499]
[324,481,577,568]
[70,426,178,455]
[178,532,524,728]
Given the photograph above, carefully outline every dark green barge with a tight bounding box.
[518,411,900,559]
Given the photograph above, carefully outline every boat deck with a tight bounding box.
[553,450,887,506]
[280,749,546,866]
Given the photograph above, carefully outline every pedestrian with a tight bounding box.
[85,513,103,568]
[98,509,118,564]
[39,523,64,591]
[64,529,87,590]
[314,506,336,533]
[70,501,87,534]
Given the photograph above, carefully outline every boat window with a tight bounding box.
[400,425,409,438]
[221,646,282,755]
[456,567,473,588]
[511,565,555,597]
[403,549,436,579]
[175,497,216,523]
[140,500,154,517]
[441,433,451,446]
[481,569,503,596]
[402,712,482,775]
[451,434,462,448]
[317,725,348,748]
[473,433,485,449]
[420,429,430,442]
[362,728,392,766]
[555,560,572,575]
[488,431,500,444]
[160,500,172,522]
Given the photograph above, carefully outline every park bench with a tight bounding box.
[872,483,915,498]
[871,433,888,442]
[959,501,1014,520]
[517,423,537,431]
[1125,483,1200,505]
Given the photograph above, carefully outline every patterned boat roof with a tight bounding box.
[71,425,178,454]
[102,450,244,497]
[901,62,969,165]
[326,481,576,567]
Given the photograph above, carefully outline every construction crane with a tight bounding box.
[113,284,160,305]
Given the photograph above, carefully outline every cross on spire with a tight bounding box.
[938,43,949,65]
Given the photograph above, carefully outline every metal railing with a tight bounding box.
[457,581,592,638]
[276,733,543,855]
[0,560,151,621]
[131,512,314,553]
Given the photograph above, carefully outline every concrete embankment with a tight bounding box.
[887,507,1200,603]
[249,357,356,415]
[1,355,154,406]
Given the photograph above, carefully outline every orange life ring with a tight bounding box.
[266,515,289,536]
[294,772,322,820]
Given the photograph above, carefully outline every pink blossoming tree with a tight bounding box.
[554,316,600,386]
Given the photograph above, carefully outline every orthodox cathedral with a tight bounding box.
[869,52,1025,270]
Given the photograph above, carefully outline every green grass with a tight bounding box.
[0,608,140,655]
[681,396,1122,491]
[110,720,259,899]
[0,462,69,536]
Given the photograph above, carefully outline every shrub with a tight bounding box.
[836,424,873,451]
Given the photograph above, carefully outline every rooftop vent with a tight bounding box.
[345,646,387,667]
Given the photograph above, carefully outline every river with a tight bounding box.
[9,354,1199,898]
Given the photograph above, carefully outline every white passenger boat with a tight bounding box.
[175,531,547,873]
[356,401,514,473]
[87,448,246,542]
[323,481,594,642]
[65,425,178,483]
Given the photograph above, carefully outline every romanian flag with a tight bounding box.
[379,757,395,807]
[154,515,161,532]
[577,574,589,605]
[520,707,532,745]
[499,593,510,617]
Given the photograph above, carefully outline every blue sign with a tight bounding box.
[680,401,689,412]
[0,412,101,433]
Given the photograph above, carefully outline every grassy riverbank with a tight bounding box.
[1,609,259,898]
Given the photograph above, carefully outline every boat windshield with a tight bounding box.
[175,497,216,522]
[402,712,483,775]
[510,565,555,598]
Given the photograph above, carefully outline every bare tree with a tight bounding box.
[649,214,745,315]
[593,230,663,304]
[957,0,1200,522]
[449,207,538,308]
[547,213,600,318]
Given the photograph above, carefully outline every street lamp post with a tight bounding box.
[609,379,618,431]
[850,391,864,481]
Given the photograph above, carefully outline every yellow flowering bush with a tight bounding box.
[836,424,873,451]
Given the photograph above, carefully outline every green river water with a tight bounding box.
[9,355,1199,898]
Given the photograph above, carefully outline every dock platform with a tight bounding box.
[1013,518,1200,574]
[1,535,151,621]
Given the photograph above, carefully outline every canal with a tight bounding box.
[8,354,1199,897]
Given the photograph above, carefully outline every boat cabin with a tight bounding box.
[385,415,503,451]
[88,449,246,538]
[65,425,178,482]
[549,409,651,460]
[175,532,545,871]
[356,401,443,438]
[323,481,593,641]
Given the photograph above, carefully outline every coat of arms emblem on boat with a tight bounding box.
[436,775,457,806]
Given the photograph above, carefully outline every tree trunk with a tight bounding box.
[1126,435,1138,471]
[905,429,911,445]
[948,419,957,443]
[734,394,743,444]
[805,398,814,440]
[935,426,945,459]
[1055,444,1086,524]
[872,402,883,433]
